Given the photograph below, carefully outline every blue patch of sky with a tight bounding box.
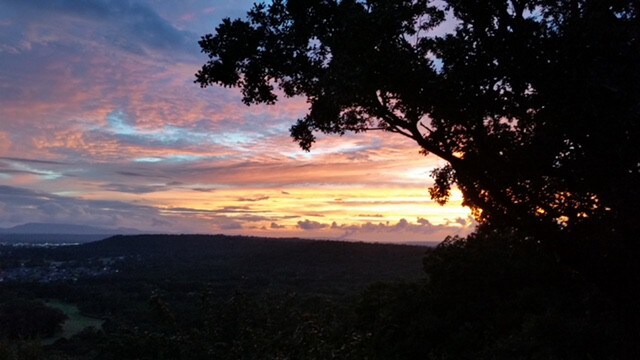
[52,191,81,197]
[39,171,63,181]
[283,136,382,160]
[135,157,164,163]
[7,161,64,181]
[134,154,213,163]
[105,110,269,151]
[108,111,138,136]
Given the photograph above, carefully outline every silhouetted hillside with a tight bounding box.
[0,223,140,235]
[0,233,109,245]
[0,223,143,245]
[81,234,426,262]
[71,234,427,295]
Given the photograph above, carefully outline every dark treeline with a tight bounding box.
[1,234,433,359]
[1,231,638,359]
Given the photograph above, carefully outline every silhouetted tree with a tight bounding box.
[196,0,639,241]
[351,230,637,359]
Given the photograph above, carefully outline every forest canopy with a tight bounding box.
[196,0,639,242]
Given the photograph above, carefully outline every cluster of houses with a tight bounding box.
[0,257,123,283]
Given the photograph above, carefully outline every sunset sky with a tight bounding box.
[0,0,473,243]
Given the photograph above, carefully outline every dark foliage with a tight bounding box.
[73,234,426,295]
[0,299,67,340]
[353,231,639,359]
[0,236,427,359]
[196,0,639,241]
[1,232,639,358]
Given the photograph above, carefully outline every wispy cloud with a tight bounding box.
[0,157,67,165]
[0,185,165,230]
[2,0,195,56]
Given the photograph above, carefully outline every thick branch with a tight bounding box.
[371,94,460,165]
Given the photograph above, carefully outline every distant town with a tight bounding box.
[0,253,124,283]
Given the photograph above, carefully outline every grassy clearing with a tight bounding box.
[42,300,104,345]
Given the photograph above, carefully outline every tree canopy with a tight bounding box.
[196,0,639,241]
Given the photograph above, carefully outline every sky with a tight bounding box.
[0,0,473,244]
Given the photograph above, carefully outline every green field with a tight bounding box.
[42,300,104,345]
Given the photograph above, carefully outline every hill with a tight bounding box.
[0,223,143,245]
[72,234,429,295]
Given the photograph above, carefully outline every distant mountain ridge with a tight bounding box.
[0,222,142,235]
[0,223,144,244]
